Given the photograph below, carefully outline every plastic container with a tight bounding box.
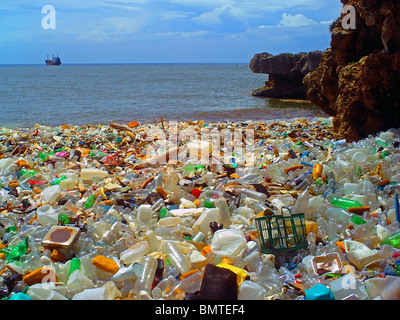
[137,204,154,226]
[329,273,369,300]
[134,256,158,295]
[162,241,191,275]
[255,207,307,254]
[120,241,151,265]
[198,264,238,300]
[238,280,266,300]
[211,228,248,258]
[311,252,343,276]
[305,284,335,300]
[37,205,59,226]
[41,185,61,204]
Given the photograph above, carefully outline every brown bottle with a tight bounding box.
[198,264,238,300]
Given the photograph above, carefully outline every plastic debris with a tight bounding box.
[1,118,400,300]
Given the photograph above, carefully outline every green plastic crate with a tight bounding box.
[255,207,308,254]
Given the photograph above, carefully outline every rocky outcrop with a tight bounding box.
[303,0,400,142]
[249,51,323,100]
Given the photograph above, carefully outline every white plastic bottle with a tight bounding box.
[37,205,59,226]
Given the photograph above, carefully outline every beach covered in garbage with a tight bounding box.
[1,117,400,300]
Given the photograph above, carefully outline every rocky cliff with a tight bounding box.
[303,0,400,142]
[249,51,323,100]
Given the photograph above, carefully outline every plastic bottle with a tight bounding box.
[37,205,59,226]
[215,197,232,227]
[137,204,153,225]
[329,273,369,300]
[323,207,351,224]
[68,258,81,278]
[59,177,77,190]
[331,197,363,210]
[41,185,61,204]
[238,280,266,300]
[234,188,267,203]
[293,188,309,214]
[134,256,158,295]
[343,183,362,195]
[162,241,191,275]
[211,228,248,258]
[1,236,29,262]
[111,262,141,283]
[382,232,400,249]
[120,241,151,265]
[84,194,96,209]
[51,175,67,186]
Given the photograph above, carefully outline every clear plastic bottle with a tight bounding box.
[293,188,309,214]
[162,241,191,275]
[215,197,232,227]
[134,256,158,296]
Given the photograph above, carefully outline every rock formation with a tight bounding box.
[303,0,400,142]
[249,51,323,100]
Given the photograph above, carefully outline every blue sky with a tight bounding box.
[0,0,342,64]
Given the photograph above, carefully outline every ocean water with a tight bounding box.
[0,63,328,128]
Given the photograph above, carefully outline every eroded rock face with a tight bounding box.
[249,51,323,100]
[303,0,400,142]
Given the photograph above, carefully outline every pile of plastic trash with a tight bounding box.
[1,117,400,300]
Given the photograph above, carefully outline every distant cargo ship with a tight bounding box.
[45,54,61,66]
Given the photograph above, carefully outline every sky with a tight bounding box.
[0,0,343,64]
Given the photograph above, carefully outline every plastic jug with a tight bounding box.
[211,228,248,258]
[137,204,153,226]
[329,273,369,300]
[37,205,59,226]
[365,275,400,300]
[344,240,382,270]
[238,280,266,300]
[192,208,221,237]
[41,185,61,204]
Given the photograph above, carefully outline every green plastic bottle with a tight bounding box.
[84,194,96,209]
[331,197,363,210]
[68,258,81,277]
[382,232,400,249]
[159,207,168,219]
[51,175,67,186]
[351,215,366,225]
[59,213,71,225]
[0,236,29,261]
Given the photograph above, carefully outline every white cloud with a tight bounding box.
[259,13,322,29]
[278,13,318,27]
[155,30,209,38]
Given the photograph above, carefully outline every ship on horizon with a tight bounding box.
[45,54,61,66]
